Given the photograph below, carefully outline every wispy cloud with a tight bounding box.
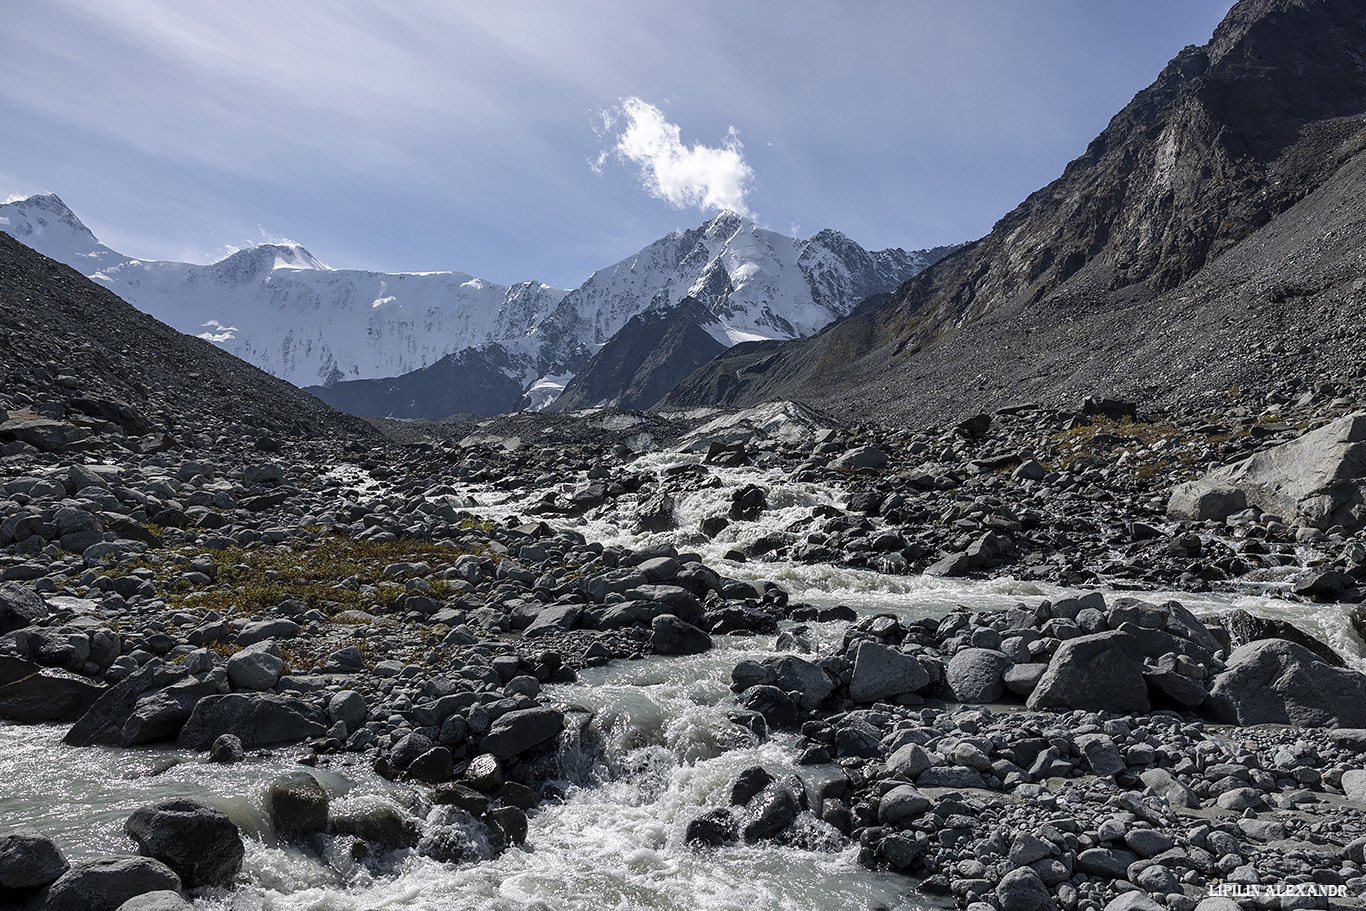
[596,97,754,217]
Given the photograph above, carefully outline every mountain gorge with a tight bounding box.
[665,0,1366,424]
[0,195,951,419]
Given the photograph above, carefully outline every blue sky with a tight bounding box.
[3,0,1232,289]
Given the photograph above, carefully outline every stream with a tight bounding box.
[1,443,1359,909]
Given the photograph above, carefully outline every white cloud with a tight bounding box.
[601,97,755,217]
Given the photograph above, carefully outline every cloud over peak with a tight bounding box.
[597,97,755,218]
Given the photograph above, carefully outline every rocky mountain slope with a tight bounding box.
[0,232,375,446]
[664,0,1366,424]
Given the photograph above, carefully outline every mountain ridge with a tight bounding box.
[1,195,951,417]
[663,0,1366,424]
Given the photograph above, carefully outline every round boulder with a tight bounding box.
[946,648,1011,703]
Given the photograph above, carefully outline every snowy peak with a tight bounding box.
[0,193,127,274]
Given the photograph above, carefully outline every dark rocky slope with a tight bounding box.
[0,231,377,446]
[547,298,727,412]
[664,0,1366,424]
[307,345,526,419]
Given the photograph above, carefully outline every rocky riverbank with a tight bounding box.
[5,385,1366,909]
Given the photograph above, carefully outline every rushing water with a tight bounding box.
[4,441,1359,908]
[0,628,928,910]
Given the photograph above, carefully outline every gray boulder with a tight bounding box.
[235,618,301,646]
[225,641,284,691]
[0,656,102,723]
[114,891,194,911]
[327,690,367,729]
[1027,631,1150,713]
[27,856,181,911]
[64,660,187,747]
[996,866,1051,911]
[176,693,327,750]
[1075,733,1126,777]
[1166,482,1246,523]
[480,706,564,760]
[771,656,835,711]
[945,648,1010,703]
[1173,413,1366,530]
[123,798,244,888]
[876,785,930,827]
[1139,768,1200,809]
[266,771,328,837]
[0,582,47,632]
[848,641,929,704]
[120,675,221,746]
[1205,638,1366,727]
[831,446,889,470]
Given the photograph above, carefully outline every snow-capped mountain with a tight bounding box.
[0,194,569,387]
[1,194,954,416]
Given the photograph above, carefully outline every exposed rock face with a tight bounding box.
[1205,638,1366,727]
[1170,413,1366,529]
[548,298,727,412]
[662,0,1366,427]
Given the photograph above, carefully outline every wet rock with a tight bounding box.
[1205,638,1366,727]
[0,828,68,900]
[685,809,737,846]
[649,613,712,655]
[487,806,528,847]
[481,706,564,760]
[1213,608,1344,666]
[742,782,799,842]
[123,798,244,889]
[266,771,329,838]
[27,856,181,911]
[330,803,414,848]
[208,734,244,764]
[407,747,456,783]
